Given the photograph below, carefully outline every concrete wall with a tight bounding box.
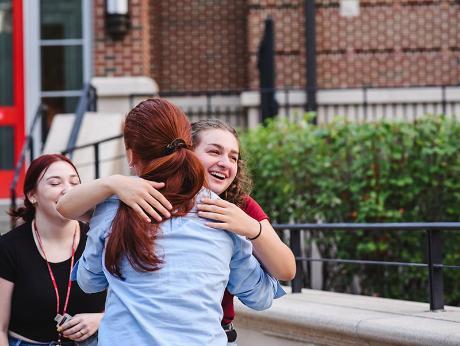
[234,288,460,346]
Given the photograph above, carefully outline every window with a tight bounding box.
[0,126,14,169]
[39,0,90,141]
[0,0,13,106]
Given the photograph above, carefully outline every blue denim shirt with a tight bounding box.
[72,189,284,346]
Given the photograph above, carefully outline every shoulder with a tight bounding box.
[189,188,219,213]
[0,222,31,246]
[89,197,120,238]
[78,221,90,237]
[241,196,269,222]
[93,197,120,219]
[196,187,219,201]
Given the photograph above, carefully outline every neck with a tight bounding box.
[33,212,77,240]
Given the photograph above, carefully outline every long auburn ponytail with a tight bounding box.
[105,98,205,278]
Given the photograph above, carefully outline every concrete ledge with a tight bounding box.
[234,288,460,346]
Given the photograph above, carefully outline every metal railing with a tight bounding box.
[274,222,460,311]
[9,83,97,229]
[66,83,98,157]
[127,85,459,128]
[9,104,46,229]
[128,90,247,128]
[61,134,123,179]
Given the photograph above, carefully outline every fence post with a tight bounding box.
[9,188,17,230]
[290,229,303,293]
[427,230,444,311]
[94,142,100,179]
[441,85,446,116]
[28,136,34,162]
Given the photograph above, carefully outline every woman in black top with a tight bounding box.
[0,154,106,346]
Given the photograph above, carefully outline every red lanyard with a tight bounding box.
[33,220,77,316]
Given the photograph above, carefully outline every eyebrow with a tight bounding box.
[46,175,79,181]
[207,143,239,156]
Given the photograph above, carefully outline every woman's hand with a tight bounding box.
[58,313,103,342]
[198,197,296,281]
[197,198,260,239]
[109,175,172,222]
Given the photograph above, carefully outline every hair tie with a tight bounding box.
[162,138,189,156]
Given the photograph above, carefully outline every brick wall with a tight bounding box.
[247,0,460,89]
[93,0,151,77]
[92,0,460,90]
[149,0,248,91]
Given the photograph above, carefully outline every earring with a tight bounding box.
[30,199,36,204]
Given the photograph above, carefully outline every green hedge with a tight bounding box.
[241,115,460,304]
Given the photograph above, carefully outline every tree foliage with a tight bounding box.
[241,115,460,304]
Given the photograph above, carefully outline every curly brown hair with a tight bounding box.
[191,119,252,207]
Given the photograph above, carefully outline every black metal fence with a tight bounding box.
[126,85,459,127]
[128,90,248,128]
[274,222,460,311]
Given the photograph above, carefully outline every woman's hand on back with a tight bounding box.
[109,175,172,223]
[197,198,260,239]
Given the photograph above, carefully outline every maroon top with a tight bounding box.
[221,196,269,324]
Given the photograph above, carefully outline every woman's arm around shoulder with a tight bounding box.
[57,175,171,223]
[197,196,296,281]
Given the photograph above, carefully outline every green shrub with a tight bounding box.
[241,115,460,304]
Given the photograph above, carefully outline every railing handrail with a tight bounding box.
[274,222,459,311]
[9,104,46,229]
[273,222,460,231]
[61,133,123,156]
[9,104,44,193]
[126,85,458,97]
[66,83,97,157]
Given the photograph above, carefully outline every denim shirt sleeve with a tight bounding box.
[71,197,119,294]
[226,234,286,311]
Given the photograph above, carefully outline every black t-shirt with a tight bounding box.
[0,222,106,342]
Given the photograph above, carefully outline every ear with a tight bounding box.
[27,191,37,204]
[126,148,134,167]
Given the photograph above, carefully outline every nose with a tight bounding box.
[217,156,231,168]
[61,182,73,195]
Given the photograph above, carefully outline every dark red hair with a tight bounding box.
[105,98,205,278]
[9,154,80,223]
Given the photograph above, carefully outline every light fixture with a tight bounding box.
[105,0,130,38]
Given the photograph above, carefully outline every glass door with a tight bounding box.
[0,0,24,198]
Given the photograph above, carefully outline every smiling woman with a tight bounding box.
[0,154,105,346]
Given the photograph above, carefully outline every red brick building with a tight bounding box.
[93,0,460,90]
[1,0,459,198]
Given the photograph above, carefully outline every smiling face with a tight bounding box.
[193,129,239,195]
[29,161,81,221]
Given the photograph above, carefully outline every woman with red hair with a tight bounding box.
[0,154,105,346]
[59,98,282,345]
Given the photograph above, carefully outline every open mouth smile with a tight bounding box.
[209,171,227,181]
